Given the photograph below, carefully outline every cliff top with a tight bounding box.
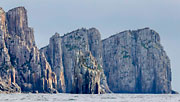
[51,32,61,39]
[61,27,98,38]
[102,27,160,42]
[8,6,26,12]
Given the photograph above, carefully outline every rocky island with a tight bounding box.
[0,7,175,94]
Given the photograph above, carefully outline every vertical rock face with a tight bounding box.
[102,28,172,93]
[6,7,35,48]
[40,33,66,92]
[0,7,58,93]
[72,51,101,94]
[40,28,110,93]
[61,28,90,93]
[0,6,173,94]
[5,7,39,92]
[61,28,110,93]
[5,7,40,92]
[0,7,21,93]
[87,28,110,93]
[41,28,110,93]
[87,28,103,65]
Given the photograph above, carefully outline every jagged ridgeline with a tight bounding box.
[0,7,174,94]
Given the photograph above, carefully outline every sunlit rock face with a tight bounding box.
[0,7,58,93]
[41,28,110,94]
[0,7,21,93]
[102,28,172,93]
[40,33,66,93]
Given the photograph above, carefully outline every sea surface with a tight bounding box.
[0,93,179,102]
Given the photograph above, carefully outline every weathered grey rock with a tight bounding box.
[72,51,102,94]
[102,28,172,93]
[61,28,89,93]
[38,51,58,93]
[0,6,174,94]
[40,33,66,92]
[87,28,111,93]
[41,28,110,93]
[87,28,103,65]
[0,7,58,93]
[6,7,35,48]
[0,7,21,93]
[60,28,110,93]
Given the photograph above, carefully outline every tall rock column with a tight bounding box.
[61,28,90,93]
[60,28,110,93]
[40,33,66,92]
[87,28,111,93]
[87,28,103,65]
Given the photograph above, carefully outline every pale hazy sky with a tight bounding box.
[1,0,180,92]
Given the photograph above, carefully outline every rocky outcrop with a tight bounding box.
[0,6,174,94]
[0,6,110,94]
[87,28,111,93]
[40,28,110,93]
[61,28,110,93]
[0,7,21,93]
[102,28,172,93]
[5,7,39,92]
[40,33,66,93]
[0,7,59,93]
[72,51,102,94]
[6,7,35,48]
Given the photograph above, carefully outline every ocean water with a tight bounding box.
[0,94,179,102]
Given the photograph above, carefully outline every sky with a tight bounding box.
[1,0,180,92]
